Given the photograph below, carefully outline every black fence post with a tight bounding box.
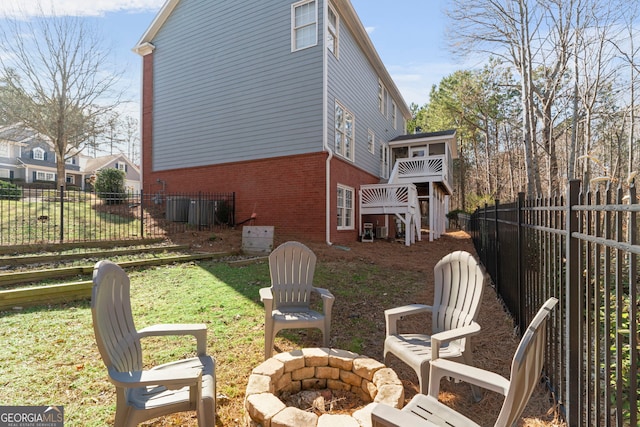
[59,186,64,243]
[494,199,500,294]
[517,192,525,331]
[232,192,236,227]
[565,179,580,426]
[140,190,145,238]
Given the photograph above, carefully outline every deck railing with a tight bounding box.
[359,183,417,214]
[389,155,452,190]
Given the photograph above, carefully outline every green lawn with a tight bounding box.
[0,258,421,426]
[0,261,270,426]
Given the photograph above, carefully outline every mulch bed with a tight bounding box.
[164,227,565,426]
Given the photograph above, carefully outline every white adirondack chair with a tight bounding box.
[91,260,216,427]
[371,297,559,427]
[260,241,335,359]
[383,250,486,399]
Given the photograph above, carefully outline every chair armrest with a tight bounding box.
[371,402,439,427]
[384,304,433,335]
[138,324,208,356]
[313,287,334,301]
[313,287,335,314]
[428,358,510,399]
[259,287,273,313]
[108,366,202,390]
[430,321,481,359]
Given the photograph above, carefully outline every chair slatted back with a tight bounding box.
[269,241,317,310]
[432,251,485,342]
[91,260,143,374]
[496,297,558,427]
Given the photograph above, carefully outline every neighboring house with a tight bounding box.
[0,124,140,191]
[133,0,456,245]
[0,124,82,187]
[81,154,141,193]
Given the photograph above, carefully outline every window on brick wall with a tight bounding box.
[337,184,354,230]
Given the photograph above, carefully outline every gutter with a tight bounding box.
[323,0,333,247]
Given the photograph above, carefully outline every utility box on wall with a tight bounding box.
[242,226,274,255]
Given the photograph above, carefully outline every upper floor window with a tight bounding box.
[378,80,387,116]
[292,0,317,51]
[335,101,354,161]
[117,163,126,171]
[380,143,389,179]
[33,147,45,160]
[0,142,8,157]
[367,129,375,154]
[65,157,74,165]
[327,4,339,57]
[391,101,397,129]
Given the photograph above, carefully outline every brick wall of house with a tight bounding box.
[329,156,383,245]
[144,152,329,242]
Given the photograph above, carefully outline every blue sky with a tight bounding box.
[0,0,465,117]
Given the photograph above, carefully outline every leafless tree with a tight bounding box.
[447,0,542,196]
[0,4,124,189]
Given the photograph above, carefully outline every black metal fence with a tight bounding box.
[0,187,235,245]
[469,179,639,427]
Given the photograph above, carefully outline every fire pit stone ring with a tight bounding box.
[244,347,404,427]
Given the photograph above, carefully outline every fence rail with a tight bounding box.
[469,179,638,427]
[0,187,236,245]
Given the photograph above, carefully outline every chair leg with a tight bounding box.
[322,326,330,347]
[264,318,274,360]
[462,351,483,402]
[419,361,430,395]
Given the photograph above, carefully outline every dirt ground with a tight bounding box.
[167,227,565,426]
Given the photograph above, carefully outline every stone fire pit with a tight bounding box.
[244,347,404,427]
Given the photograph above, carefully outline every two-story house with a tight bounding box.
[82,154,141,193]
[134,0,456,245]
[0,124,140,191]
[0,124,82,187]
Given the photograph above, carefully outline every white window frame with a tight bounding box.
[291,0,317,52]
[334,100,354,161]
[0,169,9,178]
[391,101,397,129]
[411,146,427,158]
[327,3,339,57]
[367,129,375,154]
[66,174,75,184]
[380,142,390,180]
[337,184,354,230]
[0,142,8,157]
[36,171,55,181]
[33,147,45,161]
[117,163,126,171]
[378,80,387,116]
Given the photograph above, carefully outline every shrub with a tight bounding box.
[0,180,22,200]
[94,168,127,205]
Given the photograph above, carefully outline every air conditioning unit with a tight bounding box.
[376,226,388,239]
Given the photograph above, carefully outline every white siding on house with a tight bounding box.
[151,0,325,171]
